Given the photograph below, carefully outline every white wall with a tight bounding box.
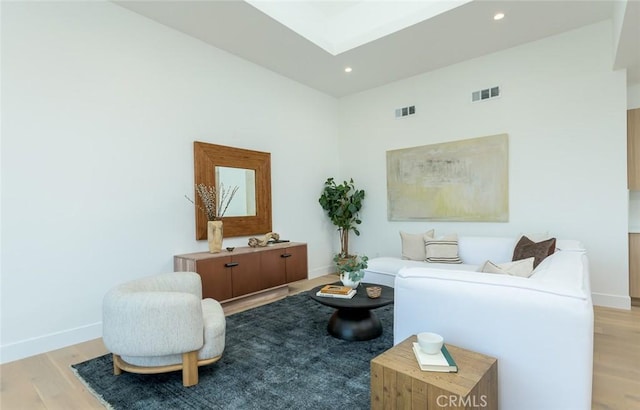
[629,83,640,109]
[1,4,632,365]
[630,191,640,231]
[338,21,630,309]
[0,2,338,363]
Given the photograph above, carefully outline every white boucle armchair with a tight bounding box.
[102,272,225,386]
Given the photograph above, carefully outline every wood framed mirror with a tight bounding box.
[194,141,272,239]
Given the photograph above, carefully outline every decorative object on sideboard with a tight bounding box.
[226,247,235,252]
[185,182,239,253]
[207,221,224,253]
[318,177,365,258]
[334,253,368,288]
[248,232,280,247]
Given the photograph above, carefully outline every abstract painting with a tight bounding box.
[387,134,508,221]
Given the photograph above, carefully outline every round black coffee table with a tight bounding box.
[308,282,394,341]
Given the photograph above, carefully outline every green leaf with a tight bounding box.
[318,177,366,256]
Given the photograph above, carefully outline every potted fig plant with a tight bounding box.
[318,177,365,258]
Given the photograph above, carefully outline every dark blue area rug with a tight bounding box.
[72,292,393,409]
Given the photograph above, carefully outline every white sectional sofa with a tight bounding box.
[363,236,593,410]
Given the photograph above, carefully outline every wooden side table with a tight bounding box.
[371,336,498,409]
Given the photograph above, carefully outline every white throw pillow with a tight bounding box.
[425,234,462,264]
[400,230,435,261]
[480,257,535,278]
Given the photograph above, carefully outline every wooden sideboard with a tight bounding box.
[174,242,308,306]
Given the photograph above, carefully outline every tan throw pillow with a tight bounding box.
[400,230,435,261]
[512,236,556,268]
[425,234,462,264]
[481,257,535,278]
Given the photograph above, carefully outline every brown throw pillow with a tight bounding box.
[512,236,556,268]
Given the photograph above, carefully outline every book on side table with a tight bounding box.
[412,343,458,373]
[316,285,356,299]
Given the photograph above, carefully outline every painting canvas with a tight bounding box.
[387,134,509,221]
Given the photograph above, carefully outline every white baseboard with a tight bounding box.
[307,264,335,279]
[0,322,102,364]
[591,292,631,309]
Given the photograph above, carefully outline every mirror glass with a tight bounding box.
[215,166,256,217]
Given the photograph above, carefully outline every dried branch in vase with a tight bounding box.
[185,182,239,221]
[217,184,239,219]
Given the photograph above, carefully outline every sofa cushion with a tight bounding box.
[529,251,588,294]
[400,230,435,261]
[367,257,477,275]
[512,236,556,268]
[480,257,535,278]
[425,234,462,264]
[398,255,588,299]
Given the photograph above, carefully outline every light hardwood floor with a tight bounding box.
[1,275,638,410]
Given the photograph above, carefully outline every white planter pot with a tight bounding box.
[340,272,362,288]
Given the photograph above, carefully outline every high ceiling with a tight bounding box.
[245,0,475,55]
[115,0,640,97]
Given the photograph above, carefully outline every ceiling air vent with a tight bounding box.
[472,86,500,102]
[395,105,416,119]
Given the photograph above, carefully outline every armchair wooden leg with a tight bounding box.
[113,354,122,375]
[182,351,199,387]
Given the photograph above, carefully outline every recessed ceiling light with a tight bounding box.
[493,12,505,20]
[344,67,353,73]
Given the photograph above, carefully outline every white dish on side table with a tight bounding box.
[417,332,444,354]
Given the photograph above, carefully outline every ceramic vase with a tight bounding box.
[207,220,223,253]
[340,272,361,288]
